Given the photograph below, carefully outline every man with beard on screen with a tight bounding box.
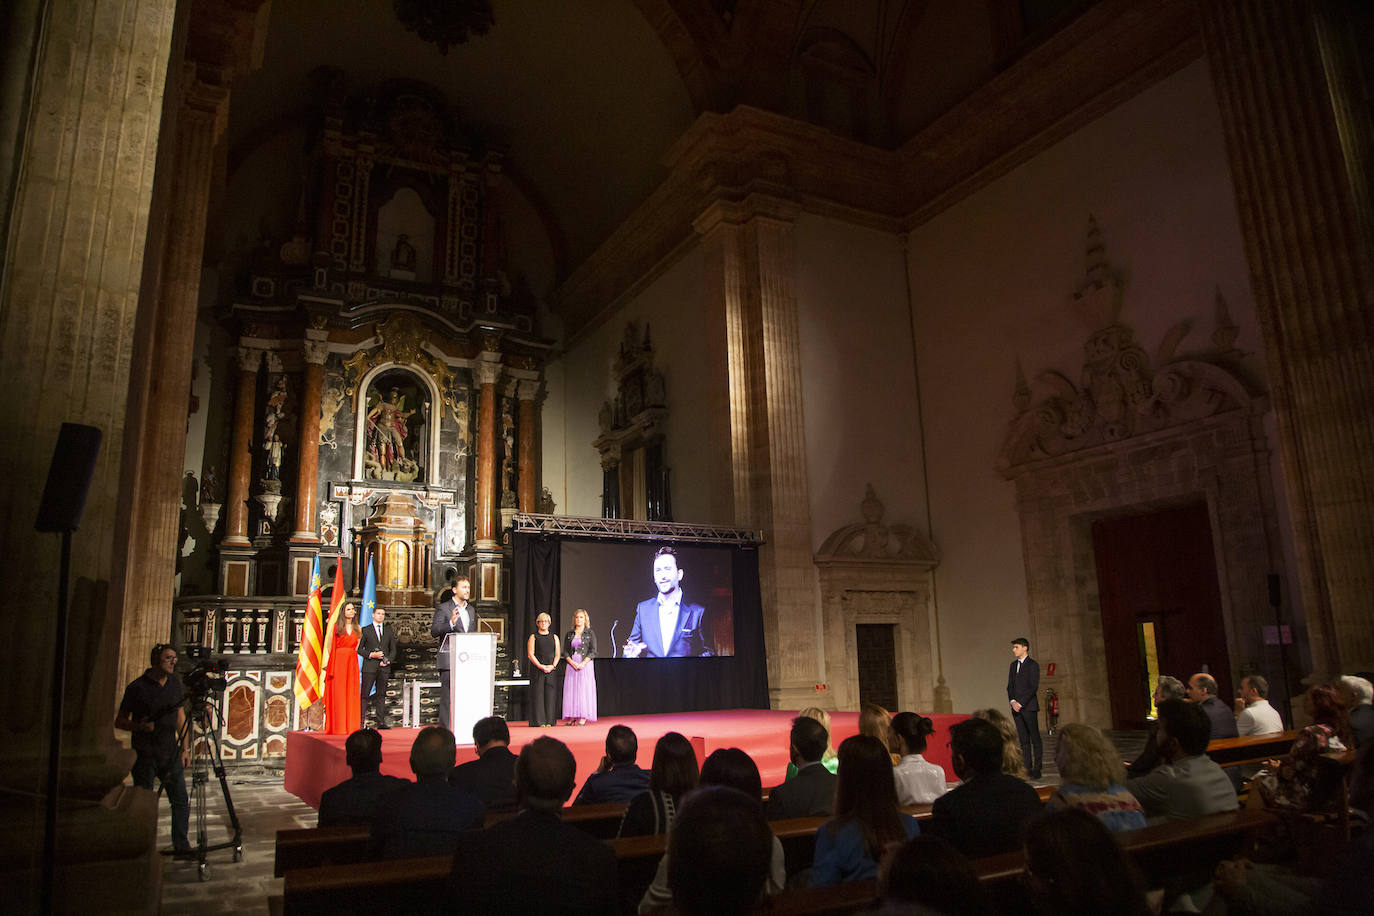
[622,546,713,658]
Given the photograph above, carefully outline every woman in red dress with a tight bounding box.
[324,602,362,735]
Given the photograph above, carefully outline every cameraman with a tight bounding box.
[115,643,190,856]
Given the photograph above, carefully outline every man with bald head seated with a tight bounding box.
[1187,672,1238,739]
[457,736,618,915]
[369,726,483,859]
[318,728,408,827]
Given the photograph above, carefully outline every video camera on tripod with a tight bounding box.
[182,649,228,701]
[174,645,242,879]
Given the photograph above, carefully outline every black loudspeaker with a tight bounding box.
[1267,573,1281,609]
[34,423,103,533]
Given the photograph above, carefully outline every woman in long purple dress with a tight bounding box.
[561,608,598,725]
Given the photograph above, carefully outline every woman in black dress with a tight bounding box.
[526,612,561,727]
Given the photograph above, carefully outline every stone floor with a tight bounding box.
[151,729,1149,913]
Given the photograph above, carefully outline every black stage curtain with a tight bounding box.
[511,533,769,715]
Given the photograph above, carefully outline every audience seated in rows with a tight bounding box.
[1126,675,1186,777]
[1235,674,1285,736]
[617,731,698,837]
[1338,674,1373,749]
[639,747,785,912]
[812,734,920,887]
[1126,699,1238,824]
[783,705,839,780]
[1049,722,1146,832]
[317,727,408,828]
[890,711,947,806]
[447,715,518,812]
[766,715,837,821]
[879,835,993,916]
[925,717,1043,858]
[970,707,1027,780]
[573,724,650,804]
[1253,683,1350,813]
[455,735,617,916]
[1187,672,1239,740]
[1023,807,1153,916]
[859,703,901,766]
[369,725,483,859]
[668,786,773,916]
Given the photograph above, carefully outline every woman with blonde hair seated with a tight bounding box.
[784,706,839,780]
[860,703,901,766]
[971,708,1026,779]
[1048,723,1145,832]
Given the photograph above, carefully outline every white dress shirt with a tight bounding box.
[1237,698,1284,735]
[894,753,949,805]
[658,590,681,654]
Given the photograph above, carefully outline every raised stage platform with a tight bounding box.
[285,709,966,809]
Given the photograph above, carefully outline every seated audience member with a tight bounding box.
[669,786,773,916]
[640,748,786,913]
[618,731,699,837]
[1187,672,1239,739]
[457,736,618,916]
[859,703,901,765]
[1023,808,1152,916]
[784,706,839,780]
[1048,722,1145,832]
[1253,683,1350,813]
[448,715,518,812]
[890,711,947,805]
[1126,699,1238,823]
[812,735,921,887]
[1126,675,1187,777]
[369,726,483,859]
[925,717,1043,858]
[1235,674,1285,735]
[317,728,409,827]
[766,715,838,820]
[1338,674,1373,749]
[879,835,993,916]
[970,707,1027,779]
[573,724,650,804]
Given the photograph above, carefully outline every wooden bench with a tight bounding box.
[1208,731,1297,769]
[283,854,451,915]
[274,824,371,877]
[485,799,626,837]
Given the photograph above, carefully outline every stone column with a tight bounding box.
[695,195,821,709]
[517,378,541,512]
[222,346,263,547]
[1199,0,1374,673]
[474,352,503,548]
[292,337,329,542]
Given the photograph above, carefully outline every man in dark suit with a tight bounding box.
[449,715,518,812]
[370,726,483,859]
[1186,672,1239,740]
[925,717,1043,858]
[1007,636,1043,778]
[623,546,713,658]
[766,716,837,820]
[317,728,409,827]
[573,725,650,804]
[358,607,397,728]
[454,736,618,915]
[430,575,476,730]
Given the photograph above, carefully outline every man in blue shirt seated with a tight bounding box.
[572,725,650,804]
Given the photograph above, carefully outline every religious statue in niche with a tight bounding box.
[263,375,289,442]
[391,234,417,272]
[501,397,516,494]
[363,371,429,481]
[264,434,285,480]
[319,373,347,449]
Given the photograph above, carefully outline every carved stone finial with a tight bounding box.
[860,484,884,525]
[1012,358,1031,413]
[1071,216,1123,331]
[1211,287,1239,352]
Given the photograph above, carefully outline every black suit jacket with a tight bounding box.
[1007,656,1040,711]
[431,600,477,670]
[453,809,618,916]
[1200,695,1239,739]
[766,762,837,821]
[370,778,485,860]
[358,622,397,672]
[448,745,518,812]
[317,771,410,827]
[572,763,650,805]
[926,773,1044,858]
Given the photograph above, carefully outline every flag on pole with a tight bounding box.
[293,556,326,708]
[359,557,377,694]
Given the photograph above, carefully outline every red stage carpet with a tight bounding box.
[285,709,968,810]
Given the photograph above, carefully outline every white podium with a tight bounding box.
[439,631,497,743]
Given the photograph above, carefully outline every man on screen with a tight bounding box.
[623,546,713,658]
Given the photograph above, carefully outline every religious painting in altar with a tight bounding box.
[362,369,431,481]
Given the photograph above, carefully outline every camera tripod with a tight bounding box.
[165,694,243,881]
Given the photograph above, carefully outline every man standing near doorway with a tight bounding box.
[1007,637,1043,778]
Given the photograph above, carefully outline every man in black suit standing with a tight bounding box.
[1007,636,1043,778]
[449,715,519,812]
[431,575,475,730]
[317,728,408,827]
[358,607,397,728]
[766,716,838,820]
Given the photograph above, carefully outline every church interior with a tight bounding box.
[1,0,1371,910]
